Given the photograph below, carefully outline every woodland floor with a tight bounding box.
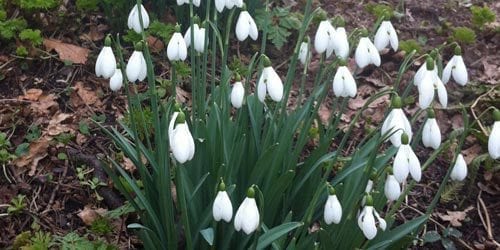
[0,0,499,249]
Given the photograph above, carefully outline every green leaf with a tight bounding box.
[200,228,214,246]
[257,222,303,250]
[441,238,457,250]
[423,231,441,243]
[57,152,68,160]
[15,143,30,157]
[443,227,462,238]
[367,215,428,249]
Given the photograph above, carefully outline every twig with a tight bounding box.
[471,87,496,135]
[41,159,69,215]
[477,191,500,247]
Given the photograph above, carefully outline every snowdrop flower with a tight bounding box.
[393,133,421,183]
[442,46,468,86]
[183,23,199,48]
[384,169,401,201]
[361,179,374,206]
[355,36,381,68]
[127,4,150,33]
[109,69,123,91]
[257,56,283,103]
[374,20,398,52]
[215,0,225,12]
[298,38,310,65]
[332,60,357,98]
[450,154,467,181]
[184,22,207,53]
[168,111,195,164]
[213,180,233,222]
[234,186,260,235]
[413,50,439,86]
[231,78,244,108]
[488,109,500,160]
[324,186,342,225]
[358,195,386,240]
[314,20,336,57]
[126,43,147,82]
[177,0,200,7]
[381,96,412,147]
[332,25,349,59]
[422,109,441,149]
[235,8,258,42]
[168,25,188,61]
[417,57,448,109]
[95,36,116,79]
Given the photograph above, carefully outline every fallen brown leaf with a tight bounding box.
[436,206,474,227]
[47,113,75,136]
[14,137,51,176]
[147,36,165,53]
[73,82,103,107]
[43,39,90,64]
[29,94,58,117]
[77,206,107,226]
[19,89,43,101]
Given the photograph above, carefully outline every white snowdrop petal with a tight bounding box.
[248,15,259,41]
[138,52,147,81]
[168,112,179,144]
[139,4,150,29]
[109,69,123,91]
[442,58,453,84]
[381,110,396,138]
[213,191,233,222]
[422,118,441,150]
[266,68,283,102]
[314,21,330,54]
[393,146,410,183]
[171,125,191,163]
[215,0,225,12]
[418,72,435,109]
[452,56,468,86]
[488,122,500,159]
[374,210,387,231]
[355,38,371,68]
[95,49,105,77]
[384,175,401,201]
[298,42,309,65]
[407,146,422,182]
[231,81,245,108]
[450,154,467,181]
[235,198,259,235]
[184,26,192,48]
[324,195,342,224]
[333,27,349,59]
[414,63,426,86]
[100,47,117,79]
[374,22,389,51]
[235,11,251,41]
[361,207,377,240]
[387,22,399,51]
[126,51,142,82]
[257,73,267,103]
[368,40,381,66]
[194,27,207,52]
[332,68,345,97]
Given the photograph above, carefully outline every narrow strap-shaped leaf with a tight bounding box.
[257,222,303,250]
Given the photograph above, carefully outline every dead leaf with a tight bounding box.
[176,86,191,105]
[14,137,51,176]
[436,206,474,227]
[47,113,74,136]
[43,39,90,64]
[318,103,330,125]
[73,82,102,107]
[77,206,107,226]
[19,89,43,101]
[147,36,165,53]
[29,94,58,117]
[123,157,136,172]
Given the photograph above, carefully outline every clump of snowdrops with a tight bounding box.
[93,0,499,249]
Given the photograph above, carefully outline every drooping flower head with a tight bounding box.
[358,194,387,240]
[324,185,342,225]
[393,133,421,183]
[168,110,195,164]
[184,19,208,53]
[488,109,500,160]
[422,109,441,150]
[314,19,336,57]
[414,49,439,86]
[126,42,147,82]
[213,179,233,222]
[234,186,260,235]
[95,35,116,79]
[381,96,412,147]
[127,4,150,33]
[298,36,310,65]
[355,31,381,68]
[235,4,258,42]
[231,74,245,108]
[450,154,467,181]
[384,167,401,202]
[442,45,468,86]
[417,56,447,109]
[374,20,398,52]
[332,59,357,98]
[257,55,283,103]
[168,24,188,61]
[109,69,123,91]
[331,18,349,59]
[177,0,201,7]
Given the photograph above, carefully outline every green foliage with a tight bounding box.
[76,0,99,12]
[255,7,302,49]
[122,29,143,44]
[90,217,113,235]
[440,181,464,203]
[452,27,476,45]
[19,28,43,46]
[423,228,462,250]
[365,3,394,19]
[122,106,154,139]
[7,194,27,215]
[471,5,496,28]
[228,55,250,77]
[148,20,175,43]
[55,133,75,145]
[14,0,59,10]
[399,39,422,54]
[0,18,27,40]
[55,232,117,250]
[16,46,29,57]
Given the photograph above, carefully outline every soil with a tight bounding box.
[0,0,499,249]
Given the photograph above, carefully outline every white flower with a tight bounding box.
[422,117,441,150]
[413,61,438,86]
[358,205,386,240]
[384,174,401,201]
[126,50,147,82]
[184,24,207,53]
[314,20,336,57]
[109,69,123,91]
[381,101,412,147]
[234,193,259,235]
[489,118,500,160]
[450,154,467,181]
[257,64,283,103]
[213,190,233,222]
[442,48,468,85]
[393,135,421,183]
[332,66,356,98]
[177,0,200,7]
[374,21,398,51]
[355,37,381,68]
[361,180,374,206]
[167,32,188,61]
[231,81,244,108]
[235,11,258,42]
[215,0,225,12]
[332,27,349,59]
[127,4,150,33]
[95,46,116,79]
[183,24,198,48]
[417,60,448,109]
[168,112,195,164]
[324,194,342,225]
[298,41,310,65]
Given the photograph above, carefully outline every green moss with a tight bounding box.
[471,5,496,28]
[399,39,422,54]
[365,3,394,19]
[76,0,98,11]
[19,28,42,46]
[452,27,476,45]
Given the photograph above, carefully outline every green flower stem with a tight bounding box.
[222,8,236,70]
[259,0,270,56]
[177,166,193,250]
[210,9,218,107]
